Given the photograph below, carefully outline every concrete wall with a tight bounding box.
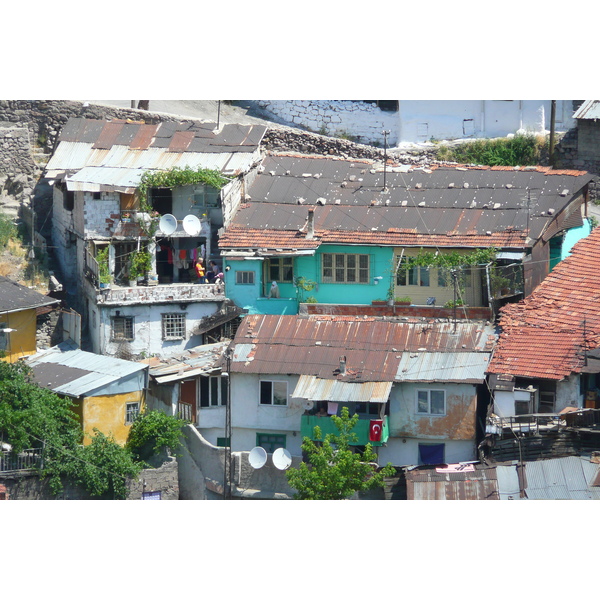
[178,424,299,499]
[378,437,476,466]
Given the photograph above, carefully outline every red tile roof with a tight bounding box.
[488,226,600,380]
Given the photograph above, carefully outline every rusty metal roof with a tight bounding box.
[396,351,491,383]
[221,154,592,252]
[45,117,267,187]
[230,315,495,381]
[146,341,229,384]
[405,463,500,500]
[573,100,600,120]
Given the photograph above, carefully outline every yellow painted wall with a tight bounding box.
[81,390,146,446]
[0,308,38,363]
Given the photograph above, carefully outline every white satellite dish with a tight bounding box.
[182,214,201,236]
[303,400,314,411]
[248,446,268,469]
[272,447,292,470]
[158,213,177,236]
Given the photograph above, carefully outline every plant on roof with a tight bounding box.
[137,166,230,213]
[286,406,395,500]
[435,133,546,166]
[129,249,152,279]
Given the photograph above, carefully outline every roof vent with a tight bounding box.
[505,183,513,189]
[415,183,422,189]
[463,182,469,188]
[297,197,305,204]
[316,197,326,205]
[269,171,276,176]
[341,181,347,188]
[493,203,501,209]
[339,355,347,375]
[448,182,455,188]
[349,175,357,182]
[560,189,569,196]
[418,201,426,207]
[548,208,555,215]
[335,198,341,205]
[470,201,477,208]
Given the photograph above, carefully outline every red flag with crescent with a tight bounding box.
[369,419,383,442]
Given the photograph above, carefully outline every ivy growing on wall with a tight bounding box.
[137,166,230,212]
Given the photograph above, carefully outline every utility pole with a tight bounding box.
[549,100,557,168]
[382,130,390,191]
[223,349,232,499]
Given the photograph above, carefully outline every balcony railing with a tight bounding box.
[0,449,43,472]
[300,414,389,446]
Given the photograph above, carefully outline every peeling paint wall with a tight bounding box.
[389,382,477,441]
[0,308,37,362]
[82,389,145,445]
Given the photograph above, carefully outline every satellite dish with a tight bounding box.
[158,213,177,235]
[248,446,267,469]
[182,214,201,236]
[272,448,292,470]
[303,400,314,411]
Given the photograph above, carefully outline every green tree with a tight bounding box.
[286,406,395,500]
[126,409,185,463]
[67,430,142,499]
[0,360,141,498]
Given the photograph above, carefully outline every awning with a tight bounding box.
[291,375,391,403]
[496,251,525,261]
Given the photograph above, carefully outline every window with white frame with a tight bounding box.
[162,313,186,340]
[200,376,228,408]
[260,380,288,406]
[236,270,255,285]
[416,389,446,415]
[111,316,134,341]
[125,402,140,424]
[322,253,369,284]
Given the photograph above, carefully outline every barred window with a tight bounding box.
[322,253,369,284]
[111,316,134,341]
[162,313,186,340]
[125,402,140,424]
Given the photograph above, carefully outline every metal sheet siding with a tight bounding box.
[395,352,489,383]
[291,375,391,403]
[573,100,600,120]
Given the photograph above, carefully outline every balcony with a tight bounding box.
[300,415,389,447]
[96,281,227,306]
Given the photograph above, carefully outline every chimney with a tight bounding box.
[306,207,315,239]
[339,355,347,375]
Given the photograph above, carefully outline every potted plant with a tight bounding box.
[394,296,412,306]
[96,246,112,288]
[129,249,152,282]
[371,298,388,306]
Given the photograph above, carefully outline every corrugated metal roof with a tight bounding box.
[495,457,600,500]
[406,463,499,500]
[45,117,267,189]
[230,315,495,381]
[27,341,147,397]
[147,341,229,384]
[395,352,490,383]
[573,100,600,120]
[291,375,391,403]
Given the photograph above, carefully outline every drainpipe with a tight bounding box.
[549,100,557,168]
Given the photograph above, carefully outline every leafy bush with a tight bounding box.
[126,410,186,462]
[436,133,545,166]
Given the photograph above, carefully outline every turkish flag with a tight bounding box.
[369,419,383,442]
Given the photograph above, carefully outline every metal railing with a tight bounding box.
[178,402,193,423]
[488,409,600,436]
[0,449,43,472]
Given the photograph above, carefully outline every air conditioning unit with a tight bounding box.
[514,388,537,415]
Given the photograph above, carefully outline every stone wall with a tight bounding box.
[0,458,179,500]
[256,100,399,146]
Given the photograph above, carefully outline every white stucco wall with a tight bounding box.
[95,300,222,357]
[255,100,576,146]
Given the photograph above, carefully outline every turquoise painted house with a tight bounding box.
[219,154,594,315]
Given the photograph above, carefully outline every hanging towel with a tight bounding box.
[167,249,173,264]
[327,402,338,415]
